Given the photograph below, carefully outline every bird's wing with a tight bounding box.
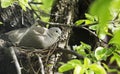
[5,26,49,48]
[5,28,27,43]
[31,26,48,35]
[5,26,48,42]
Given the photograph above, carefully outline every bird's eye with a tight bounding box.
[56,30,58,33]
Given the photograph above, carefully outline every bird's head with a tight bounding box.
[48,27,62,38]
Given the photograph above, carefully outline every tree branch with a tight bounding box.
[37,54,45,74]
[54,47,84,59]
[10,47,22,74]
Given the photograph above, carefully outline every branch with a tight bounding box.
[28,3,41,19]
[37,54,45,74]
[54,47,84,59]
[29,2,43,5]
[82,27,108,44]
[37,19,98,27]
[10,47,22,74]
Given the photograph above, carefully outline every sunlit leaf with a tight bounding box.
[85,13,95,21]
[74,65,84,74]
[58,63,74,72]
[105,47,115,57]
[32,0,53,22]
[73,42,91,56]
[68,59,82,66]
[89,0,112,39]
[58,59,82,73]
[40,0,54,12]
[86,70,94,74]
[1,0,15,8]
[89,25,97,30]
[111,0,120,10]
[85,20,94,24]
[103,63,118,73]
[89,64,106,74]
[19,0,31,11]
[75,20,85,26]
[95,47,107,60]
[109,28,120,48]
[19,2,27,11]
[110,53,120,67]
[84,58,91,67]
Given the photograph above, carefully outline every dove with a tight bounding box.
[5,26,62,49]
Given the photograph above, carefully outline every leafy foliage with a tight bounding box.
[59,0,120,74]
[89,63,106,74]
[109,28,120,48]
[73,42,91,57]
[59,59,82,72]
[95,47,107,61]
[89,0,112,39]
[75,13,97,26]
[59,58,106,74]
[110,53,120,67]
[18,0,31,11]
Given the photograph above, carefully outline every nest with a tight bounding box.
[0,3,83,74]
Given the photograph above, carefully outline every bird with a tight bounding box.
[5,26,62,49]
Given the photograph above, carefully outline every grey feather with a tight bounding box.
[6,26,62,49]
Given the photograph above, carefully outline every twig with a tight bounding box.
[45,43,58,64]
[10,47,22,74]
[27,55,37,74]
[37,54,45,74]
[82,27,108,44]
[37,19,98,28]
[55,47,84,59]
[28,3,41,19]
[29,2,43,5]
[21,10,24,25]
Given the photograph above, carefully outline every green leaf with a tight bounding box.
[33,0,54,22]
[85,13,95,21]
[110,54,115,64]
[58,59,82,73]
[89,64,106,74]
[19,2,26,11]
[68,59,82,66]
[19,0,31,11]
[58,63,74,72]
[74,65,84,74]
[85,20,94,24]
[109,28,120,48]
[84,58,91,67]
[105,47,115,57]
[40,0,54,12]
[113,53,120,67]
[110,0,120,10]
[1,0,14,8]
[95,47,107,60]
[86,70,94,74]
[73,45,86,56]
[73,42,91,56]
[89,0,112,39]
[75,20,85,26]
[89,25,97,30]
[103,63,117,73]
